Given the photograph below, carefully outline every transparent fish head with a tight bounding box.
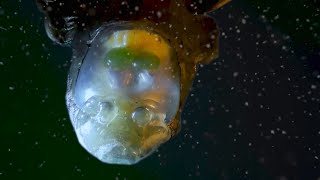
[66,22,180,165]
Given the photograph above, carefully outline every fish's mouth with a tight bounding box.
[74,96,171,165]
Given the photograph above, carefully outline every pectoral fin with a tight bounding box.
[183,0,231,14]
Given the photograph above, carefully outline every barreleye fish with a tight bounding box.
[36,0,230,165]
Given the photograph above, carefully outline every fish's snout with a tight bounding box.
[74,96,171,164]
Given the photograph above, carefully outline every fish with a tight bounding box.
[36,0,230,165]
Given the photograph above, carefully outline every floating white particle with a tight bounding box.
[233,72,239,77]
[156,11,162,18]
[0,8,4,16]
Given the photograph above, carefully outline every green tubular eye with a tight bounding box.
[104,47,160,71]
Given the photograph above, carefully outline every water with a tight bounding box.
[0,0,319,179]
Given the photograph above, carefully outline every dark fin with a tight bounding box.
[191,15,220,64]
[183,0,231,14]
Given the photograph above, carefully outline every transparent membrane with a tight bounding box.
[66,23,180,164]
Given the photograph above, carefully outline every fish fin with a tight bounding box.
[183,0,231,14]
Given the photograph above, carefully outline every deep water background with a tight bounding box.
[1,0,320,179]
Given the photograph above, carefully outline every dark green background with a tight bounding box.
[1,0,319,179]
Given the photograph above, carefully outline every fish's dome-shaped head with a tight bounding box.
[66,23,180,164]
